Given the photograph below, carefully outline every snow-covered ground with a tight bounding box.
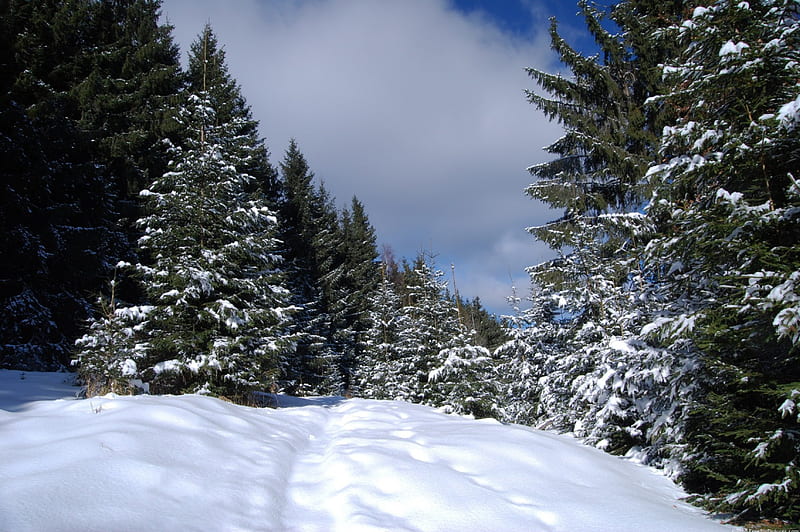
[0,370,738,531]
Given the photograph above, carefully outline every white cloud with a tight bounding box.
[160,0,563,313]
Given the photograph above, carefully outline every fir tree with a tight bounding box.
[276,140,331,393]
[356,263,408,400]
[186,24,279,202]
[1,0,126,370]
[519,0,800,522]
[515,0,685,452]
[276,142,380,394]
[382,253,496,415]
[75,28,294,400]
[643,1,800,520]
[336,196,380,389]
[73,0,183,202]
[456,296,508,350]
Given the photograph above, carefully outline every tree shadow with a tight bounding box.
[0,370,81,412]
[254,393,348,409]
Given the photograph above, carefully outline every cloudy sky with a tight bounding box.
[159,0,596,314]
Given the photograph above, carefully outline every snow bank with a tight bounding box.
[0,371,736,531]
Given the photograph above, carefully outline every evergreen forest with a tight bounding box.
[1,0,798,524]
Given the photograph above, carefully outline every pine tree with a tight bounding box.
[381,253,496,415]
[308,182,351,394]
[75,27,294,400]
[523,0,680,320]
[0,94,119,370]
[1,0,125,370]
[642,1,800,520]
[356,264,408,400]
[278,139,318,306]
[521,2,674,420]
[515,0,686,452]
[517,0,799,521]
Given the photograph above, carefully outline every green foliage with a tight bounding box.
[0,98,119,370]
[512,0,782,523]
[186,25,279,201]
[358,252,497,416]
[357,268,409,400]
[518,0,800,522]
[74,24,296,401]
[276,142,380,394]
[335,197,380,385]
[1,0,180,370]
[641,1,800,520]
[454,296,508,350]
[72,0,183,200]
[505,0,686,464]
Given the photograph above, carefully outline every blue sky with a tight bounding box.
[452,0,604,45]
[159,0,605,314]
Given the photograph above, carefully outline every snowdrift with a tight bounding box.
[0,370,736,531]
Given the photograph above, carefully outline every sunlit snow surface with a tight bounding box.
[0,370,738,531]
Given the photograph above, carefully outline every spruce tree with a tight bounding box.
[75,28,294,400]
[1,0,125,370]
[186,25,279,202]
[309,182,349,393]
[520,0,800,521]
[357,264,408,400]
[0,91,119,371]
[643,1,800,520]
[456,296,508,350]
[516,0,687,454]
[73,0,183,202]
[276,142,380,394]
[276,140,330,392]
[494,288,563,427]
[383,253,495,415]
[336,196,380,389]
[523,0,680,319]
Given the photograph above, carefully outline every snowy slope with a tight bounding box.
[0,370,737,532]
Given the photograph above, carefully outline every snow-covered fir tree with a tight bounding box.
[494,286,561,427]
[76,90,295,399]
[642,0,800,520]
[377,253,497,416]
[185,25,280,202]
[508,0,688,456]
[356,264,410,400]
[514,0,799,522]
[75,26,295,401]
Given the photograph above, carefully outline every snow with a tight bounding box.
[777,94,800,131]
[716,188,744,205]
[0,371,80,412]
[152,359,182,374]
[719,40,749,57]
[0,370,738,532]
